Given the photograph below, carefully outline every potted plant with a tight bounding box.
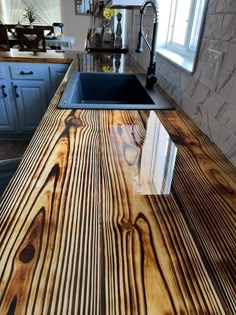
[23,6,38,27]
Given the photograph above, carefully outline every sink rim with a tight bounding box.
[58,71,175,110]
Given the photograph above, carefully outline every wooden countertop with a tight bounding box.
[0,49,144,73]
[0,52,236,314]
[86,40,129,54]
[0,49,75,63]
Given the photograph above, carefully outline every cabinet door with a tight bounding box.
[0,79,16,132]
[13,80,48,132]
[49,64,69,96]
[7,62,51,104]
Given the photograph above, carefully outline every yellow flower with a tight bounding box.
[103,8,116,20]
[102,65,113,72]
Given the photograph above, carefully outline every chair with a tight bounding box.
[16,28,46,54]
[0,25,10,51]
[7,24,55,48]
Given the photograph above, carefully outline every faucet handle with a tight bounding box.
[136,31,144,53]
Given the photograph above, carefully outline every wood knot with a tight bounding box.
[121,220,134,231]
[66,116,83,128]
[171,135,186,146]
[19,245,35,263]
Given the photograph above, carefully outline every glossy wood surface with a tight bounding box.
[77,53,145,73]
[0,48,73,63]
[0,59,236,314]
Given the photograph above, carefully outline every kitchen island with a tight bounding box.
[0,51,235,314]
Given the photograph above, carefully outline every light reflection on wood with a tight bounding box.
[110,111,177,195]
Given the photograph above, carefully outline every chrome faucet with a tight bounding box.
[136,0,159,89]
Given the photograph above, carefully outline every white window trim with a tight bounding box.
[167,0,197,58]
[156,0,208,73]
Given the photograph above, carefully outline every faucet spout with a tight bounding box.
[136,0,159,89]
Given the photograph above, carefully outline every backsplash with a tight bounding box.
[129,0,236,167]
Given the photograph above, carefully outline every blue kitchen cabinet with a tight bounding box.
[0,62,69,135]
[49,64,69,96]
[5,62,51,133]
[12,80,48,132]
[0,79,16,132]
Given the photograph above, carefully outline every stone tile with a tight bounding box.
[192,82,210,104]
[193,106,212,139]
[158,59,180,87]
[181,93,198,120]
[193,61,205,81]
[146,16,154,28]
[170,88,182,106]
[200,49,224,90]
[216,0,236,13]
[229,152,236,167]
[229,73,236,105]
[190,105,236,155]
[136,54,149,69]
[157,71,182,106]
[227,140,236,166]
[199,39,209,62]
[221,14,236,42]
[142,26,152,43]
[207,0,217,14]
[207,114,222,140]
[145,7,154,16]
[208,40,230,54]
[216,70,234,100]
[133,15,140,26]
[194,106,236,165]
[202,92,226,117]
[180,62,205,97]
[182,76,199,97]
[208,117,236,165]
[133,9,140,16]
[180,71,190,91]
[143,16,149,27]
[156,57,163,72]
[215,102,236,135]
[156,71,175,97]
[221,43,236,72]
[203,14,224,40]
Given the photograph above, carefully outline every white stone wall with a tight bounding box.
[130,0,236,166]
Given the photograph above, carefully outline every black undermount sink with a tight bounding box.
[58,72,175,110]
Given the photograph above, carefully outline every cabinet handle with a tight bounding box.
[19,71,33,75]
[1,85,7,97]
[14,85,19,98]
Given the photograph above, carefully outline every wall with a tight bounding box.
[60,0,92,51]
[129,0,236,167]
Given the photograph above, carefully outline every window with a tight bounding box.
[157,0,208,72]
[1,0,61,25]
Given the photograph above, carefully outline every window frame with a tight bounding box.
[156,0,209,72]
[166,0,199,59]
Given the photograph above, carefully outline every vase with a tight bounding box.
[103,21,113,43]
